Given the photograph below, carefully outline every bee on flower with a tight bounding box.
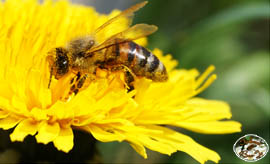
[0,0,241,163]
[46,2,168,98]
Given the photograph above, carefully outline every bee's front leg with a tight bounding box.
[69,72,89,95]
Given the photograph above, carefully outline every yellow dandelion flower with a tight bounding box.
[0,0,241,163]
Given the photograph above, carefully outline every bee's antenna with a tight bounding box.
[48,67,53,89]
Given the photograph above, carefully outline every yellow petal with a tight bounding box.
[10,119,38,141]
[143,125,221,164]
[195,65,215,89]
[47,101,74,120]
[175,121,242,134]
[53,127,74,153]
[184,98,232,121]
[11,96,29,115]
[30,107,48,121]
[85,125,126,142]
[0,97,12,112]
[0,116,21,130]
[129,141,147,159]
[36,121,60,144]
[0,110,9,119]
[0,82,13,101]
[180,142,221,164]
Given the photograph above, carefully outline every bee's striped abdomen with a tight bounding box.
[115,41,168,82]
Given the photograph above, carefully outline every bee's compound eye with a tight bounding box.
[55,48,69,79]
[57,55,68,67]
[56,55,69,74]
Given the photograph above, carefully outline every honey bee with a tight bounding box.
[46,1,168,95]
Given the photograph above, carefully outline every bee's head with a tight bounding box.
[46,47,69,88]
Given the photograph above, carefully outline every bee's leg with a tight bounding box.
[125,70,135,92]
[69,72,80,95]
[70,72,81,85]
[48,67,53,89]
[77,74,88,90]
[110,65,135,92]
[121,65,136,92]
[69,72,88,95]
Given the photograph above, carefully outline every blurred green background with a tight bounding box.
[0,0,269,163]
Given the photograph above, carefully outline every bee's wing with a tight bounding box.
[88,1,153,53]
[94,1,147,35]
[87,23,157,54]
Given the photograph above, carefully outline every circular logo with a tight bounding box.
[233,134,269,162]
